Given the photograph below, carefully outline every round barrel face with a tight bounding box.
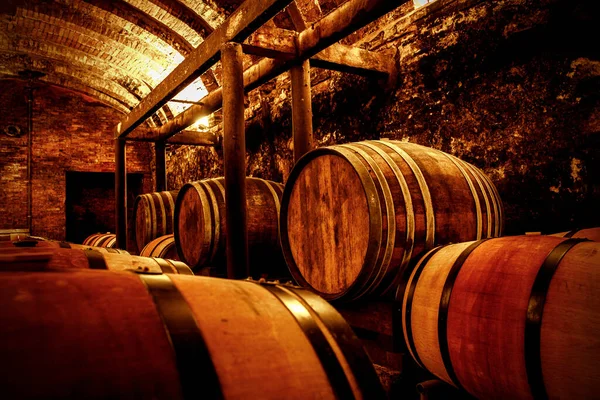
[176,185,209,268]
[286,153,371,296]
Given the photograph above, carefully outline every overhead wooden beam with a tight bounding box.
[131,0,407,141]
[115,0,295,139]
[287,1,308,30]
[241,25,395,76]
[167,130,220,146]
[222,42,249,279]
[297,0,408,59]
[243,27,298,59]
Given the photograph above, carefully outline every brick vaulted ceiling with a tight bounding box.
[0,0,338,124]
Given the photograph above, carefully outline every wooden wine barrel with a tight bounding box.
[133,190,178,253]
[175,177,286,278]
[0,247,193,275]
[549,227,600,242]
[280,140,504,302]
[82,232,116,248]
[0,271,384,399]
[400,235,599,400]
[140,234,179,260]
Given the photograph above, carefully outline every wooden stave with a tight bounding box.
[0,271,384,399]
[174,177,286,277]
[0,246,193,275]
[140,234,179,260]
[280,140,504,302]
[133,190,178,253]
[401,236,600,400]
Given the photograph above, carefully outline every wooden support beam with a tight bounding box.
[115,139,127,250]
[167,130,219,146]
[222,43,249,279]
[115,0,295,139]
[243,26,394,76]
[297,0,408,59]
[243,27,298,59]
[130,0,407,141]
[290,60,313,162]
[155,141,167,191]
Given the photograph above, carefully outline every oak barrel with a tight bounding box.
[400,235,599,400]
[0,246,193,275]
[140,234,179,260]
[550,227,600,242]
[0,271,384,399]
[133,190,179,253]
[174,177,287,278]
[82,232,116,248]
[280,140,504,302]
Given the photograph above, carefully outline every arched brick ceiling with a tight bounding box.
[0,0,335,123]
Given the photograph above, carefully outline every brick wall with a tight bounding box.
[0,78,154,243]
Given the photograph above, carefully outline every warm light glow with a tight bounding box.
[413,0,435,8]
[196,116,209,127]
[167,76,209,117]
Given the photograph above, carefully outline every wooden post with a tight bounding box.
[155,141,167,191]
[222,42,249,279]
[115,138,127,250]
[290,59,313,162]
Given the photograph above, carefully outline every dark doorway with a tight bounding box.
[65,171,144,247]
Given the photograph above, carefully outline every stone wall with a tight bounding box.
[0,79,154,242]
[167,0,599,234]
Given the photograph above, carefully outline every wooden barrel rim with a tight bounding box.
[525,238,588,400]
[437,239,490,390]
[341,143,396,297]
[253,282,385,399]
[260,283,355,399]
[401,246,445,369]
[137,273,222,399]
[280,147,383,301]
[383,141,436,247]
[441,153,483,240]
[361,141,416,295]
[283,286,386,399]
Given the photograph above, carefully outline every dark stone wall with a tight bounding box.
[167,0,600,235]
[0,79,154,242]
